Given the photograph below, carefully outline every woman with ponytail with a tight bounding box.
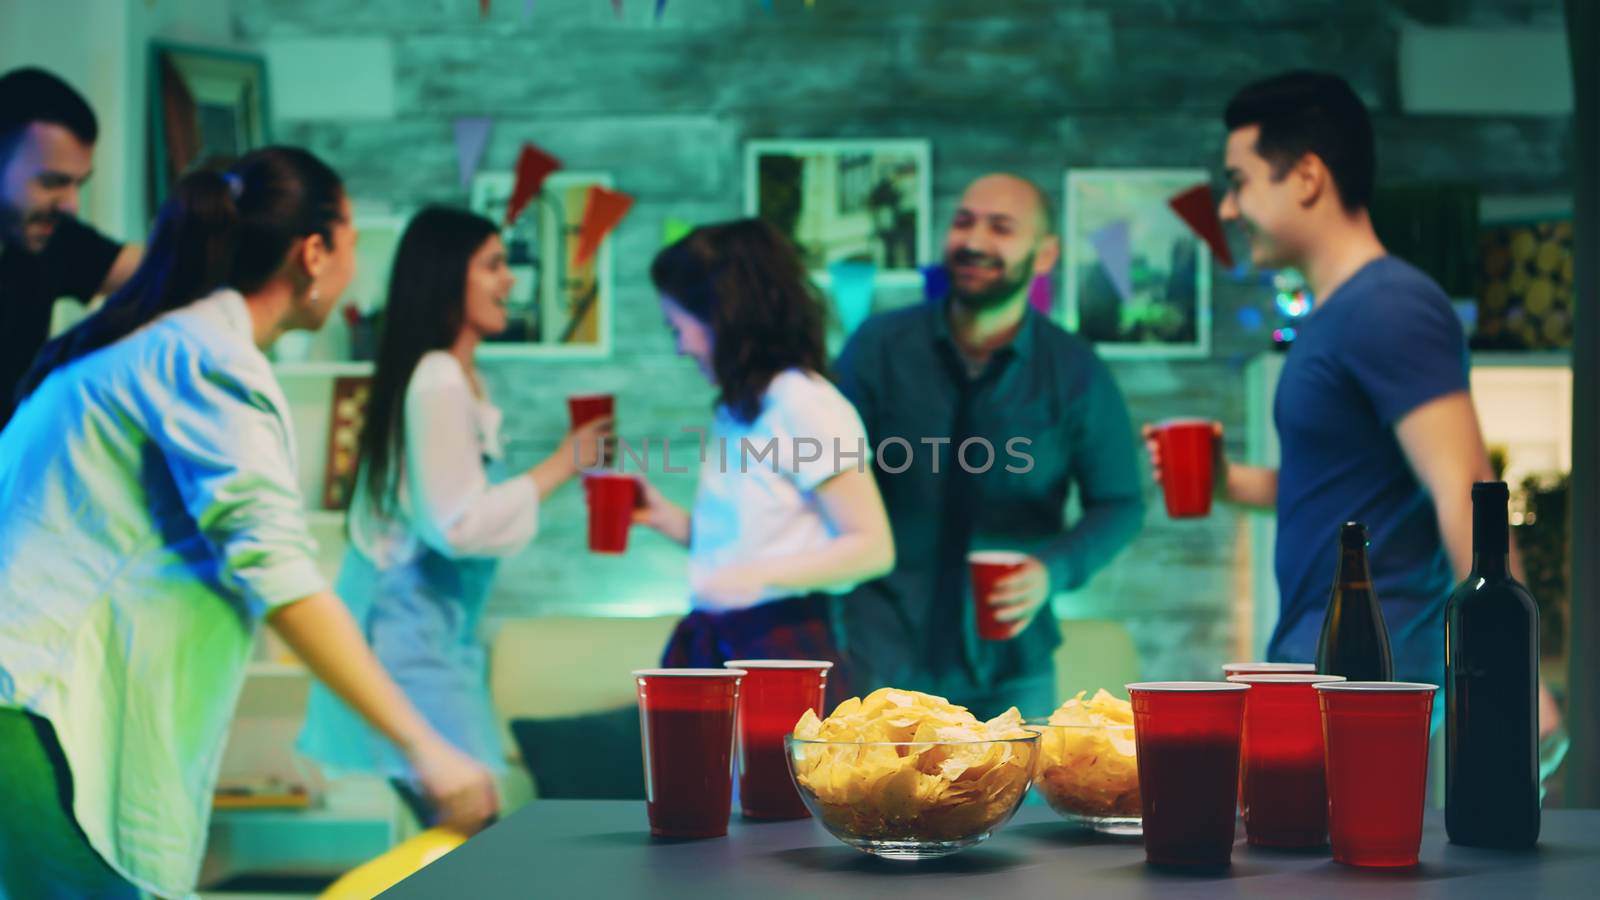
[632,219,895,705]
[297,207,612,822]
[0,148,497,899]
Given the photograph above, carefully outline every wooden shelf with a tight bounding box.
[246,662,308,679]
[273,360,374,378]
[305,509,346,529]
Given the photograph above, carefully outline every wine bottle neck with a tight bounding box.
[1474,552,1510,579]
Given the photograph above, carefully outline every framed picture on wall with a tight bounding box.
[148,42,271,217]
[1062,168,1212,358]
[744,139,931,284]
[467,170,614,358]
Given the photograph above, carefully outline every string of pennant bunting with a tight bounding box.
[480,1,818,18]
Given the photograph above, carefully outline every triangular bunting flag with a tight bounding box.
[574,185,635,267]
[480,0,491,17]
[523,0,536,20]
[612,0,623,18]
[919,263,949,303]
[1088,220,1133,303]
[662,216,694,247]
[1027,273,1052,315]
[655,0,668,19]
[453,117,493,188]
[505,142,562,227]
[1168,183,1234,269]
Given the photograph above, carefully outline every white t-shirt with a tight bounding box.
[687,368,870,611]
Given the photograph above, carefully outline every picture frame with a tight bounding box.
[744,139,931,285]
[1062,168,1212,359]
[467,170,615,359]
[148,42,271,217]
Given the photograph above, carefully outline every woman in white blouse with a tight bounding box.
[0,150,496,899]
[632,220,895,705]
[297,206,611,822]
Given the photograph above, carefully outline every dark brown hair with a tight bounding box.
[650,219,829,424]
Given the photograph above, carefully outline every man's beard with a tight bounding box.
[948,248,1035,311]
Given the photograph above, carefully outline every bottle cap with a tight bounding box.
[1472,481,1510,502]
[1339,521,1368,549]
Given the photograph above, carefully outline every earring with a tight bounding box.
[309,286,320,305]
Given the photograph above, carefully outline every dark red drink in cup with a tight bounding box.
[1228,673,1345,848]
[723,660,832,820]
[584,473,636,554]
[1154,419,1217,518]
[1128,681,1250,867]
[633,668,746,838]
[1316,681,1437,867]
[968,551,1028,641]
[567,393,615,429]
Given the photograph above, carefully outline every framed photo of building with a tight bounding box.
[1062,168,1212,358]
[149,42,271,216]
[744,139,931,284]
[467,170,614,358]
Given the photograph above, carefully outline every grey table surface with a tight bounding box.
[384,801,1598,899]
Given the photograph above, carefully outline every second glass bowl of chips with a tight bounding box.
[785,732,1040,859]
[1026,720,1142,835]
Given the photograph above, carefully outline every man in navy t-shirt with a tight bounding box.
[1148,71,1497,692]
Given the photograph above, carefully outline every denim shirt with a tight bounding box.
[0,289,325,898]
[832,299,1144,694]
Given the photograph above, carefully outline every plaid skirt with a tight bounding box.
[660,594,855,711]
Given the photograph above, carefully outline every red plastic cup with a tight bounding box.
[1127,681,1250,867]
[633,668,747,838]
[1222,662,1317,677]
[723,660,832,820]
[567,393,615,429]
[1154,419,1217,518]
[1315,682,1437,867]
[968,551,1028,641]
[1228,674,1346,848]
[584,473,637,554]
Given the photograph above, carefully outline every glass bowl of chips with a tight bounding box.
[784,688,1040,860]
[1026,690,1142,835]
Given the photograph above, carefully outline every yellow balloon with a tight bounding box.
[1525,278,1555,315]
[320,828,468,900]
[1509,230,1536,262]
[1535,241,1562,274]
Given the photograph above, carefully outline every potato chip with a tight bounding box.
[1032,689,1141,819]
[789,687,1038,842]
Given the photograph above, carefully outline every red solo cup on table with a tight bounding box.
[1227,673,1346,848]
[1127,682,1250,867]
[1154,418,1218,518]
[723,660,832,820]
[1222,662,1317,678]
[584,473,637,554]
[1315,681,1438,867]
[968,551,1029,641]
[567,393,615,429]
[633,668,747,838]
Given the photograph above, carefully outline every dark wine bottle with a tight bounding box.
[1315,522,1394,681]
[1446,481,1540,848]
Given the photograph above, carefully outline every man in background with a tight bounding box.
[0,67,141,428]
[834,172,1145,718]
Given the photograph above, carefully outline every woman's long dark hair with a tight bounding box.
[356,206,499,520]
[649,219,828,424]
[18,146,344,400]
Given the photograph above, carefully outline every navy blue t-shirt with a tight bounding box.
[1268,256,1468,686]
